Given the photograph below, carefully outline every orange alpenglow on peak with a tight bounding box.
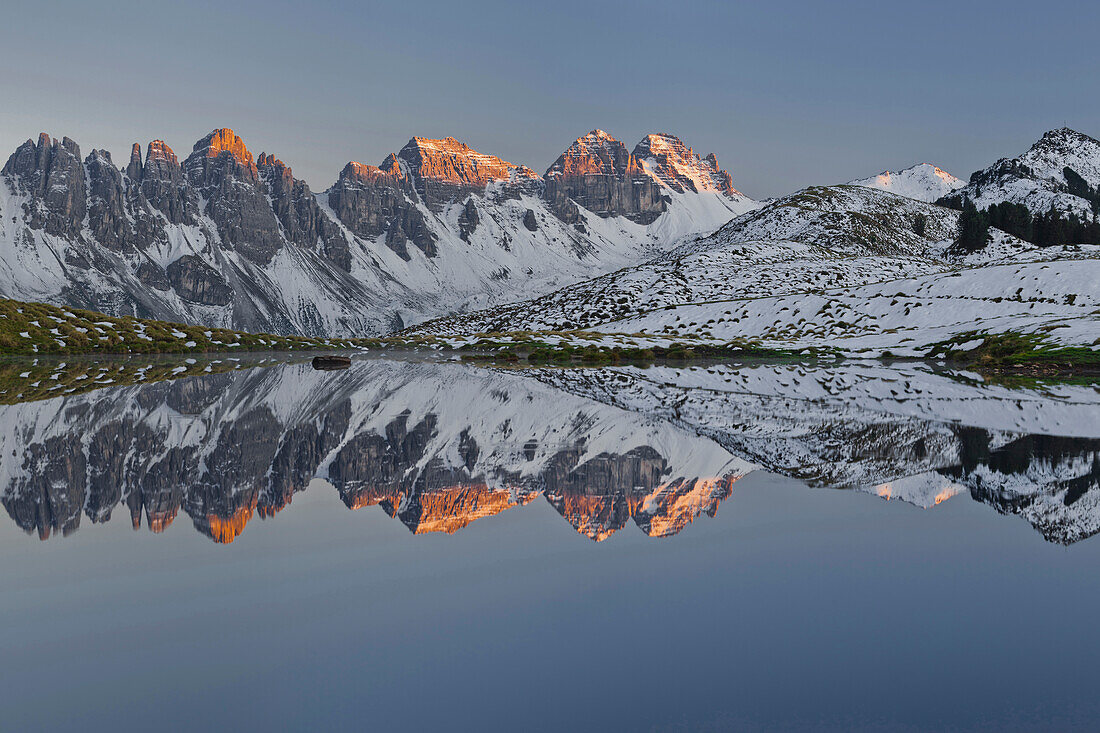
[632,132,742,197]
[146,139,179,164]
[546,129,643,178]
[200,505,256,544]
[397,136,537,185]
[340,158,407,183]
[193,127,254,167]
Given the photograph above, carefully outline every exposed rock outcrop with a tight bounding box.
[132,140,197,225]
[458,198,479,242]
[632,133,743,197]
[325,161,436,260]
[1,133,87,237]
[395,136,538,212]
[184,128,283,266]
[544,130,665,224]
[522,208,538,231]
[258,153,351,270]
[166,254,233,305]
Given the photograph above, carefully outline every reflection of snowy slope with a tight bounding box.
[529,362,1100,542]
[2,358,1098,545]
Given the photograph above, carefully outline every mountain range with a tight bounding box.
[0,127,753,336]
[1,124,1098,356]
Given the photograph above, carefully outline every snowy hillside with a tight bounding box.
[848,163,964,202]
[942,128,1100,218]
[408,184,1096,356]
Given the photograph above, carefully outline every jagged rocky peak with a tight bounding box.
[326,159,436,261]
[256,149,352,270]
[84,148,134,251]
[126,143,143,180]
[393,136,539,211]
[182,128,281,265]
[338,159,407,185]
[547,129,641,177]
[184,127,260,187]
[132,139,195,224]
[1,132,87,237]
[192,127,255,167]
[544,129,665,224]
[632,132,743,197]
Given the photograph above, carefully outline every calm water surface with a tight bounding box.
[1,355,1098,732]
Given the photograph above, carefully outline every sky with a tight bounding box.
[1,0,1098,198]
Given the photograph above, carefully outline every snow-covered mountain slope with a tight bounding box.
[708,185,963,256]
[0,358,750,543]
[533,362,1100,543]
[0,128,755,337]
[848,163,964,202]
[410,184,1084,353]
[941,128,1100,218]
[598,247,1100,355]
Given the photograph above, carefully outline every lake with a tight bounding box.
[1,355,1098,731]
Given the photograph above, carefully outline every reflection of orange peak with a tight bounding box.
[203,505,256,544]
[147,509,179,533]
[344,483,531,534]
[408,484,523,534]
[639,475,741,538]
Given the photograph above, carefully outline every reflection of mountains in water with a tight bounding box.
[0,360,749,544]
[1,359,1098,545]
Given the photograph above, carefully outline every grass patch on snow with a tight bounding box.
[927,331,1100,372]
[0,298,382,355]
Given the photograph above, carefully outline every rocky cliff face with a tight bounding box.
[131,140,197,225]
[393,136,539,212]
[0,128,379,335]
[258,153,351,270]
[325,160,436,260]
[544,130,666,224]
[2,133,87,237]
[184,129,285,266]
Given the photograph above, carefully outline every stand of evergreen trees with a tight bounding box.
[944,196,1100,251]
[940,165,1100,250]
[953,200,990,252]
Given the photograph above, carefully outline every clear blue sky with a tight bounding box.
[1,0,1096,198]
